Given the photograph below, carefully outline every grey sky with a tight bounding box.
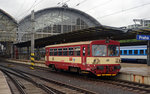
[0,0,150,27]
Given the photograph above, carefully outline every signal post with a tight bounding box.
[30,10,35,69]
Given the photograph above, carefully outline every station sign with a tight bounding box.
[137,35,150,40]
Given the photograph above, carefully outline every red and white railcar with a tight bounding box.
[45,40,121,76]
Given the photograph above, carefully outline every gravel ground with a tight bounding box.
[0,61,138,94]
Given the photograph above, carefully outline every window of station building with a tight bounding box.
[140,50,144,55]
[49,49,53,56]
[72,25,76,31]
[56,25,61,33]
[76,18,81,25]
[129,50,132,55]
[74,47,80,56]
[63,25,68,33]
[58,48,62,56]
[68,25,71,32]
[63,48,68,56]
[134,50,138,55]
[54,49,57,56]
[69,47,74,56]
[124,50,127,55]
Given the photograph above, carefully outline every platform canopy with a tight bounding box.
[15,25,131,48]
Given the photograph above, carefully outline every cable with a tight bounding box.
[74,0,88,7]
[14,0,26,18]
[17,0,38,19]
[97,2,150,19]
[84,0,113,12]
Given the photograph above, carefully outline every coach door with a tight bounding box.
[82,45,87,65]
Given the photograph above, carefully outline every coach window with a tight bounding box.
[54,49,57,56]
[58,48,62,56]
[63,48,68,56]
[134,50,138,55]
[120,50,123,55]
[129,50,132,55]
[69,47,74,56]
[140,50,144,55]
[146,49,147,54]
[124,50,127,55]
[74,47,80,56]
[50,49,53,56]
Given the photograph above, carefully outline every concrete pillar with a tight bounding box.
[10,43,13,58]
[147,41,150,66]
[27,46,30,60]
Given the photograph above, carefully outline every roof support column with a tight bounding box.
[147,40,150,66]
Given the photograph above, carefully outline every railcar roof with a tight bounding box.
[46,41,92,48]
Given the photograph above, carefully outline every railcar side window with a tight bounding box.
[92,45,107,56]
[63,48,68,56]
[146,49,147,54]
[54,49,57,56]
[74,47,80,56]
[140,50,144,55]
[134,50,138,55]
[49,49,53,56]
[69,48,73,56]
[58,48,62,56]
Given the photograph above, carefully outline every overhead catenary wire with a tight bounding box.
[17,0,38,19]
[73,0,88,7]
[84,0,113,12]
[96,2,150,19]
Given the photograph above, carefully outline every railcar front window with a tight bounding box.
[108,45,119,56]
[92,45,107,56]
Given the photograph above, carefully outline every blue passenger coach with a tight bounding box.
[120,45,147,63]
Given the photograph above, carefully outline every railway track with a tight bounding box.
[20,65,150,94]
[100,79,150,94]
[1,62,150,94]
[0,65,96,94]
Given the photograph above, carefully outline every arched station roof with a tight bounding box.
[19,7,100,26]
[0,9,17,42]
[18,6,101,42]
[0,9,17,24]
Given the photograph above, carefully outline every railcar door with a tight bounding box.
[46,48,49,62]
[82,45,87,66]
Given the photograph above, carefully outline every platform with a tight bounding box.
[0,71,11,94]
[118,63,150,85]
[120,63,150,76]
